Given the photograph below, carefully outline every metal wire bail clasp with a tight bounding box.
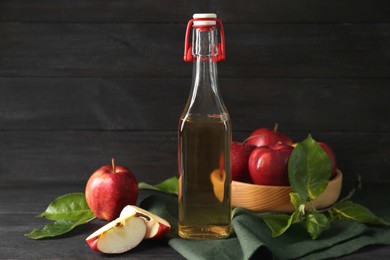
[183,17,226,62]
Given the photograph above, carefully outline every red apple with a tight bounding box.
[318,142,337,179]
[120,205,171,239]
[248,143,293,186]
[85,159,138,221]
[246,123,293,147]
[86,211,146,254]
[231,142,256,181]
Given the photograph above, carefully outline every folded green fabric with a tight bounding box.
[140,191,390,260]
[233,209,367,260]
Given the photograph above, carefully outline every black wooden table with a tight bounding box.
[0,182,184,259]
[1,180,389,259]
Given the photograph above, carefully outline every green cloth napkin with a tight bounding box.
[139,190,390,260]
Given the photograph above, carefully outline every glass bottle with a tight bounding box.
[178,13,232,240]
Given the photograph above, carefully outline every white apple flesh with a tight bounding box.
[120,205,171,239]
[86,212,146,254]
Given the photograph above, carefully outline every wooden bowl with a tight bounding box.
[231,169,343,212]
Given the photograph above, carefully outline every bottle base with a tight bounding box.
[178,224,231,240]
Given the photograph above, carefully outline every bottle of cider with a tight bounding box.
[178,13,232,239]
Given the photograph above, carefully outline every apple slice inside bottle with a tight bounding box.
[210,169,226,202]
[86,212,146,254]
[120,205,171,239]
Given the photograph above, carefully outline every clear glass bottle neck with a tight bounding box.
[192,26,219,58]
[183,26,227,117]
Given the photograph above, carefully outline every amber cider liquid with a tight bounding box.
[178,113,231,239]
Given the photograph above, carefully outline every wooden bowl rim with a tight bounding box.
[231,170,343,212]
[232,169,343,191]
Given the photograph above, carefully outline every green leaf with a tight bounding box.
[290,192,306,212]
[138,176,178,195]
[302,210,330,239]
[26,192,96,239]
[329,200,390,225]
[263,211,300,237]
[288,134,331,201]
[25,215,95,239]
[37,193,94,221]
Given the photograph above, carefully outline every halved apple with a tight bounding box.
[120,205,171,239]
[86,212,146,254]
[210,168,226,202]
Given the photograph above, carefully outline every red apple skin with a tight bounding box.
[318,142,337,179]
[85,164,138,221]
[231,142,256,181]
[86,236,100,252]
[248,143,293,186]
[149,224,171,239]
[246,128,293,147]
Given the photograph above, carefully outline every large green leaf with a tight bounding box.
[138,176,178,195]
[26,192,96,239]
[288,134,331,201]
[37,193,94,221]
[330,200,389,225]
[25,215,95,239]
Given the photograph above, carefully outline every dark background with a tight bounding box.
[0,1,389,258]
[0,0,389,185]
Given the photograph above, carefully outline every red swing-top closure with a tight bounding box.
[183,17,226,62]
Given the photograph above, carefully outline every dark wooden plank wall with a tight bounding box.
[0,1,389,185]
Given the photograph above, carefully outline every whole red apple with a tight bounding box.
[231,142,256,182]
[85,159,138,221]
[246,123,293,147]
[248,143,293,186]
[318,142,337,179]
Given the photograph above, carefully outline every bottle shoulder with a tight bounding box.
[179,112,231,125]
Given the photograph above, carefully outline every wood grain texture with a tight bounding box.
[1,0,389,259]
[0,182,184,259]
[0,131,388,183]
[1,23,389,78]
[1,0,389,23]
[1,182,389,259]
[232,170,342,212]
[1,78,389,132]
[0,182,390,260]
[0,131,177,183]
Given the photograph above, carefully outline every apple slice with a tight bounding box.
[210,168,226,202]
[86,212,146,254]
[120,205,171,239]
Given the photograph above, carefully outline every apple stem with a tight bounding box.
[112,158,116,173]
[273,122,279,133]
